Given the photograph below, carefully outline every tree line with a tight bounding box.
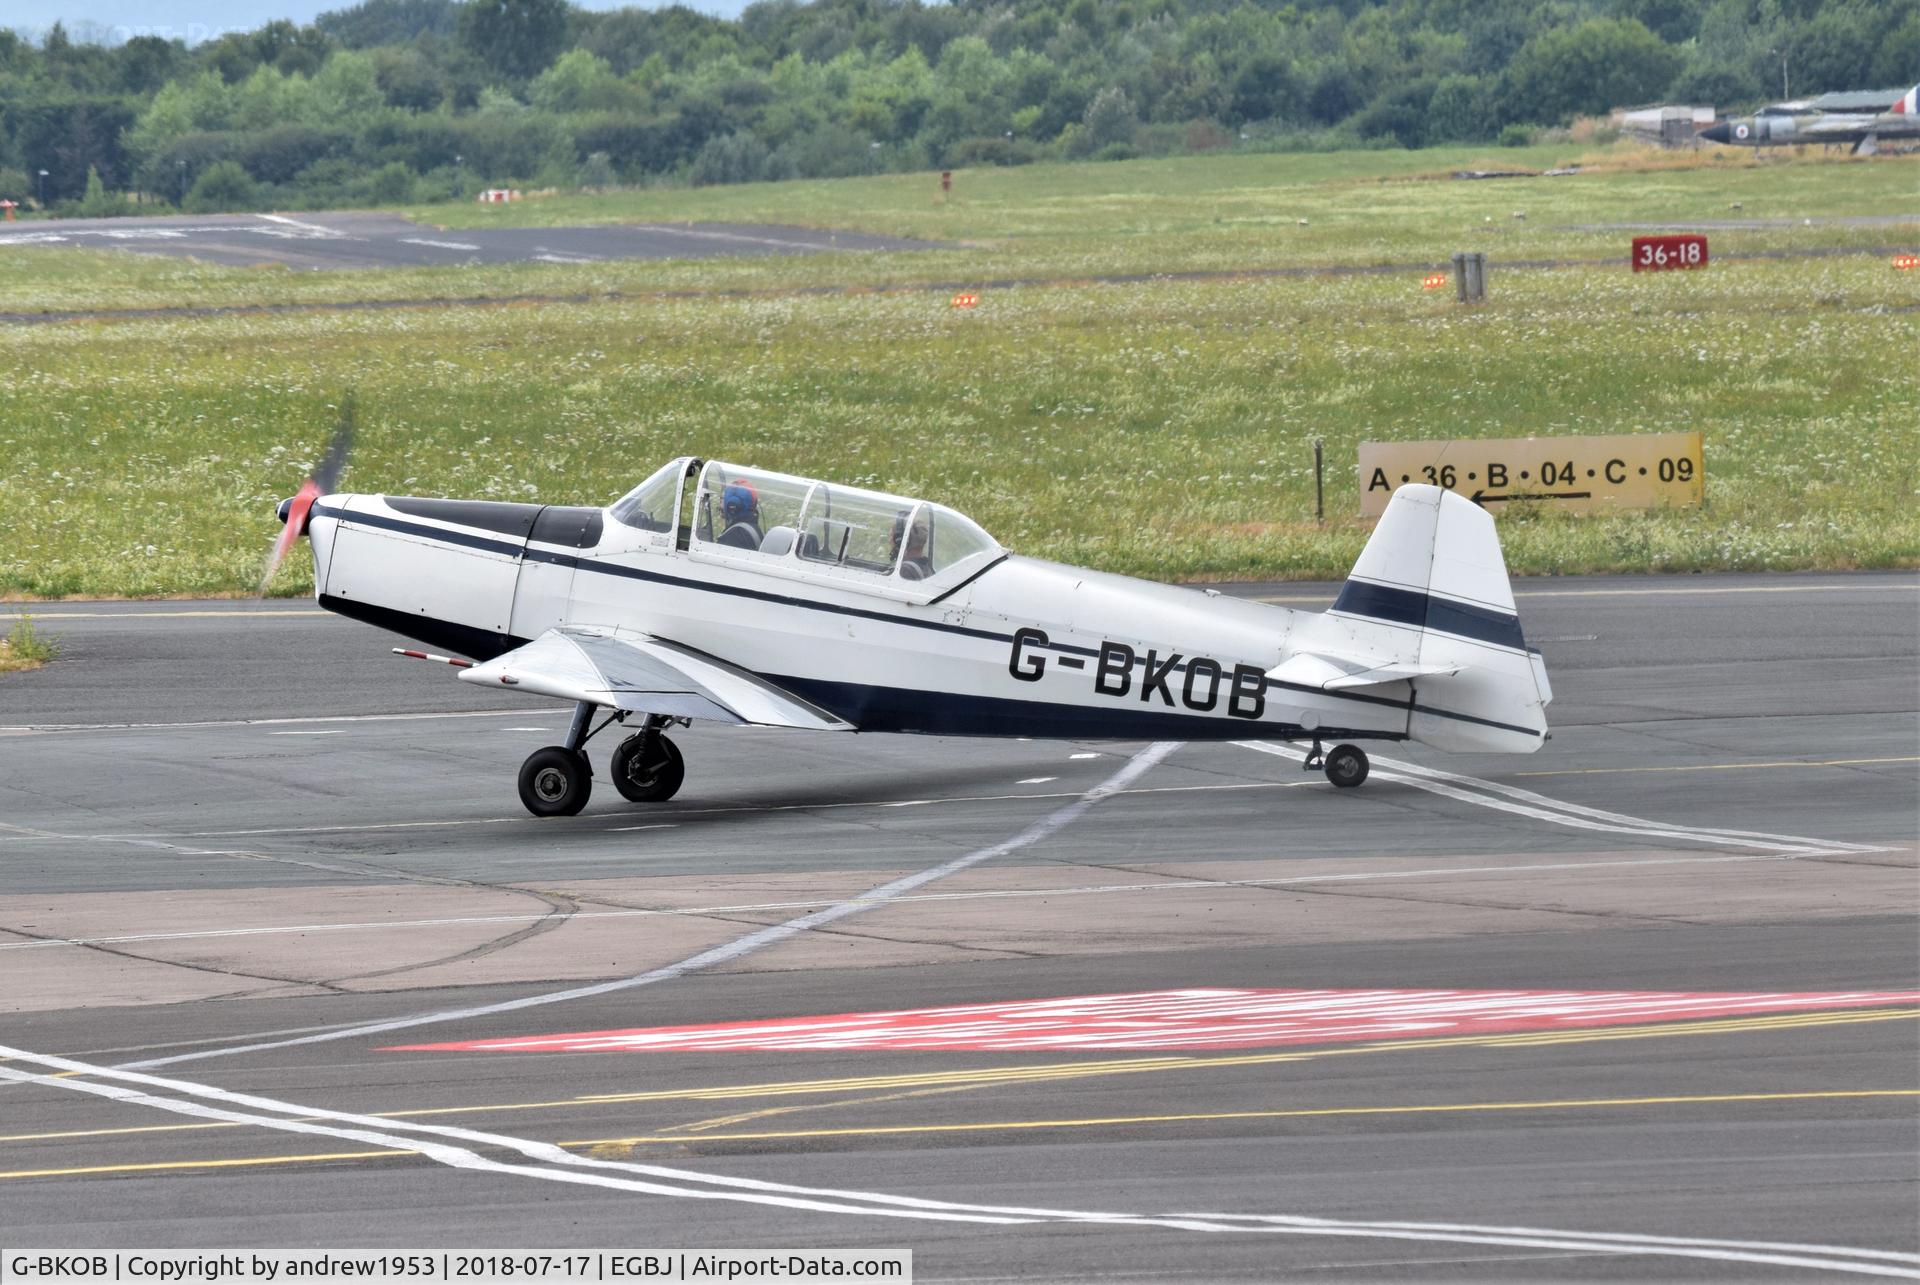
[1,0,1913,214]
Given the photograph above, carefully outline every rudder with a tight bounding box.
[1329,485,1550,752]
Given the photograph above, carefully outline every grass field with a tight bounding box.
[1,144,1916,598]
[1,143,1914,315]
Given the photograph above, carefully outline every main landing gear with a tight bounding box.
[1302,739,1370,789]
[517,704,687,817]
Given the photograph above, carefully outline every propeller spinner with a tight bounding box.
[261,399,355,594]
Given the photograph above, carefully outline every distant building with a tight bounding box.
[1804,89,1914,113]
[1615,104,1716,147]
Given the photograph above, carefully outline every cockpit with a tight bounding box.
[611,458,1003,590]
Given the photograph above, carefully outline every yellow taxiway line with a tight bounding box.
[3,1089,1915,1182]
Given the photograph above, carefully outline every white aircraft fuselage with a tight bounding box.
[302,459,1549,777]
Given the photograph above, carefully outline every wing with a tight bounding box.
[1267,650,1461,692]
[459,627,853,731]
[1802,114,1871,136]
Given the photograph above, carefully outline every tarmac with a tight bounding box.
[0,571,1915,1279]
[0,210,938,271]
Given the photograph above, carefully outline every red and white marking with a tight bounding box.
[389,988,1920,1055]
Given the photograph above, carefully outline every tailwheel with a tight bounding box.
[518,746,593,816]
[611,731,685,803]
[1324,743,1370,789]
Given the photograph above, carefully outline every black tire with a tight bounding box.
[610,733,685,803]
[1325,744,1370,788]
[518,746,592,816]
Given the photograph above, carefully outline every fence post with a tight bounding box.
[1452,251,1488,303]
[1313,438,1325,524]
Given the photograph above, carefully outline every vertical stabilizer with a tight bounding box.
[1323,485,1549,752]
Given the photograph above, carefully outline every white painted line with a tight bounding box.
[1018,777,1058,785]
[0,609,327,621]
[0,1050,1012,1225]
[1373,751,1884,854]
[1253,581,1919,606]
[1235,741,1872,857]
[120,742,1184,1069]
[81,816,525,841]
[267,730,347,736]
[1513,583,1920,599]
[629,224,827,251]
[605,824,676,833]
[1070,753,1102,760]
[1,708,531,735]
[400,237,481,251]
[3,1045,1915,1274]
[532,252,597,264]
[78,779,1305,841]
[255,213,344,238]
[501,727,553,733]
[0,849,1846,955]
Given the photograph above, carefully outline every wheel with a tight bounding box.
[610,732,685,803]
[1325,743,1369,788]
[518,746,592,817]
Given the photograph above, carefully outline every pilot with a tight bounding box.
[891,511,934,580]
[717,481,761,549]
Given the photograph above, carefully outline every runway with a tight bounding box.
[1,572,1915,1279]
[0,211,938,271]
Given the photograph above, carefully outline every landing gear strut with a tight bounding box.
[610,714,686,803]
[1303,739,1370,789]
[516,704,688,816]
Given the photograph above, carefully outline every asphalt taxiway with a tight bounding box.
[1,571,1915,1279]
[0,211,937,271]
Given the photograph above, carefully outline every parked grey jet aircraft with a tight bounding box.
[1701,84,1918,153]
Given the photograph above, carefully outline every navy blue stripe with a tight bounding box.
[1332,580,1527,652]
[767,673,1400,742]
[319,593,524,662]
[316,505,1537,738]
[315,503,527,558]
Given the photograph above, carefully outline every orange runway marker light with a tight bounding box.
[1422,272,1449,290]
[951,291,980,309]
[1894,254,1918,271]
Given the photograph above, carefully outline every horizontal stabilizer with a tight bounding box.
[1267,650,1462,692]
[460,627,853,731]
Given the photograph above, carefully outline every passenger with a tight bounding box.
[891,511,934,580]
[717,481,762,549]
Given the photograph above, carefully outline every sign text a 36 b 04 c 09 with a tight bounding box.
[1358,432,1704,517]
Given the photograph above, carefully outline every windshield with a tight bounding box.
[610,459,691,533]
[920,505,998,575]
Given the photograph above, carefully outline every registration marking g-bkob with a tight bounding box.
[1009,627,1269,719]
[1359,432,1703,518]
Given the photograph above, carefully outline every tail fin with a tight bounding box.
[1326,484,1550,752]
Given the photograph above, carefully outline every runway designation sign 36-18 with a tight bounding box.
[1358,431,1703,518]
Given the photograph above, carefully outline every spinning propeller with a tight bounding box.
[261,398,355,594]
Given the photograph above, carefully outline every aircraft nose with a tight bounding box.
[276,496,295,524]
[1699,121,1731,144]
